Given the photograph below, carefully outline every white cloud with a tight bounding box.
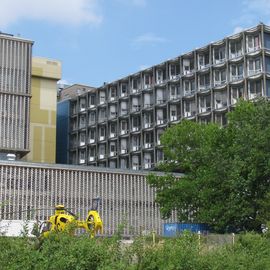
[233,26,244,34]
[133,33,168,47]
[0,0,102,28]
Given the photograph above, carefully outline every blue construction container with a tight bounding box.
[163,223,209,237]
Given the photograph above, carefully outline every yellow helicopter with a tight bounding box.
[38,198,103,238]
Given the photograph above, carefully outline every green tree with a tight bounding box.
[148,99,270,232]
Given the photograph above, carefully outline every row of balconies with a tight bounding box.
[74,148,160,170]
[73,68,264,114]
[71,89,262,131]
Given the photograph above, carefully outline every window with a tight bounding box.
[169,63,180,78]
[198,53,210,69]
[183,58,194,74]
[199,96,211,112]
[214,91,227,109]
[110,123,116,134]
[248,57,261,76]
[99,91,106,104]
[231,64,243,81]
[120,102,128,115]
[247,35,260,52]
[183,80,195,95]
[99,108,106,122]
[79,98,86,111]
[230,40,242,58]
[99,126,106,138]
[79,132,86,146]
[89,112,95,125]
[110,142,116,153]
[198,73,210,90]
[79,115,86,128]
[121,83,128,96]
[231,86,243,105]
[132,77,140,90]
[110,87,117,99]
[156,69,163,83]
[144,74,152,87]
[249,80,262,98]
[214,69,226,86]
[88,95,95,107]
[120,120,128,133]
[156,88,165,103]
[213,46,226,63]
[89,129,95,141]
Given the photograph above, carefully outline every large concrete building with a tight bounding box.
[23,57,61,163]
[0,32,33,159]
[64,23,270,170]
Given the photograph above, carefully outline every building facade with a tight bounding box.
[0,161,178,236]
[0,33,33,159]
[67,23,270,170]
[22,57,61,163]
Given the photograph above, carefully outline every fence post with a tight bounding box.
[198,230,201,246]
[152,230,156,245]
[232,233,235,245]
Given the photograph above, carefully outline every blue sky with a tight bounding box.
[1,0,270,87]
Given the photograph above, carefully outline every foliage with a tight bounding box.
[0,232,270,269]
[148,99,270,232]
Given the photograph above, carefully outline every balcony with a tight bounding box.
[248,68,262,76]
[169,94,180,101]
[247,45,260,53]
[156,119,165,125]
[120,109,128,116]
[198,63,210,70]
[156,99,166,105]
[132,163,140,170]
[99,136,105,141]
[120,149,128,154]
[184,89,195,96]
[109,112,117,119]
[183,70,194,76]
[132,145,140,151]
[120,129,128,135]
[198,84,211,92]
[230,51,243,59]
[143,103,153,109]
[132,126,140,132]
[144,143,152,149]
[89,156,95,162]
[131,105,141,112]
[110,151,117,157]
[214,80,226,87]
[109,133,116,138]
[215,101,227,110]
[214,58,226,65]
[199,107,211,113]
[99,154,105,159]
[144,163,153,169]
[144,123,153,129]
[132,88,140,94]
[231,74,243,82]
[170,115,177,121]
[89,139,95,144]
[79,159,86,164]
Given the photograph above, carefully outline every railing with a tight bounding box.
[169,94,180,100]
[198,84,211,92]
[131,105,141,112]
[230,51,243,59]
[184,89,196,96]
[214,80,226,87]
[198,63,210,70]
[247,45,261,53]
[214,58,226,65]
[199,107,211,113]
[156,99,166,104]
[231,74,243,81]
[215,101,227,109]
[248,68,262,76]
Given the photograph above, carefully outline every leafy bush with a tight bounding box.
[0,232,269,269]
